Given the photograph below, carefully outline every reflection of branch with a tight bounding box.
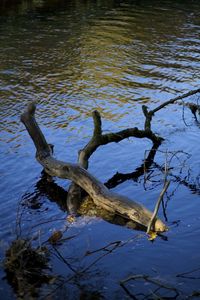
[85,240,122,256]
[154,161,200,196]
[82,241,123,273]
[51,245,79,275]
[36,170,67,211]
[120,274,180,299]
[42,237,141,300]
[176,267,200,280]
[105,143,160,189]
[82,236,141,273]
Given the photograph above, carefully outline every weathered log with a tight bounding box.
[67,109,163,213]
[21,103,167,232]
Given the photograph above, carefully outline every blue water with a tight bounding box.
[0,0,200,298]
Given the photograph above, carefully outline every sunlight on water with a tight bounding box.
[0,0,200,140]
[0,1,200,298]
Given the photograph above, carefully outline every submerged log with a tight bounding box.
[21,103,167,232]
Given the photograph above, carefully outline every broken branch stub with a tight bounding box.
[21,103,167,232]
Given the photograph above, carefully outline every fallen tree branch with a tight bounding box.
[79,113,163,169]
[20,103,166,232]
[67,109,163,213]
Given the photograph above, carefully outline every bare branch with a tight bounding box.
[21,103,167,232]
[142,88,200,130]
[147,180,170,234]
[92,110,102,137]
[142,105,153,131]
[67,109,163,214]
[151,88,200,115]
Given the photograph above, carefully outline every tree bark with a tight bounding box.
[21,103,167,232]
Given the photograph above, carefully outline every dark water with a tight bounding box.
[0,0,200,299]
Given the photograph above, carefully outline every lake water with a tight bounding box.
[0,0,200,299]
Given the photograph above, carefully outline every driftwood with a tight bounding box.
[21,103,167,232]
[67,109,163,214]
[68,88,200,214]
[20,89,200,232]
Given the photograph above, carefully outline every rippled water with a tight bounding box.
[0,0,200,298]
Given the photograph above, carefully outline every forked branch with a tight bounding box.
[142,88,200,130]
[67,108,163,212]
[21,103,166,232]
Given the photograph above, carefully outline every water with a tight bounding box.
[0,0,200,298]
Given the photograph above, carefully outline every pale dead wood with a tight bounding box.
[21,103,166,232]
[146,180,170,234]
[67,109,163,213]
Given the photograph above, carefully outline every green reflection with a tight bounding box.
[0,0,200,140]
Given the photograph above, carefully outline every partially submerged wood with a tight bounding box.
[67,109,163,213]
[78,195,147,231]
[21,103,167,232]
[67,88,200,212]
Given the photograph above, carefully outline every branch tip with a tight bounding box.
[92,110,102,137]
[92,110,100,117]
[27,102,36,116]
[142,105,149,116]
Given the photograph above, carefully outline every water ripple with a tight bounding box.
[0,0,200,144]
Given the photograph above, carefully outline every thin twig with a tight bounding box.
[147,180,170,233]
[142,88,200,130]
[152,88,200,114]
[176,266,200,279]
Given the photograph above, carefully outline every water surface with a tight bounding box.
[0,0,200,298]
